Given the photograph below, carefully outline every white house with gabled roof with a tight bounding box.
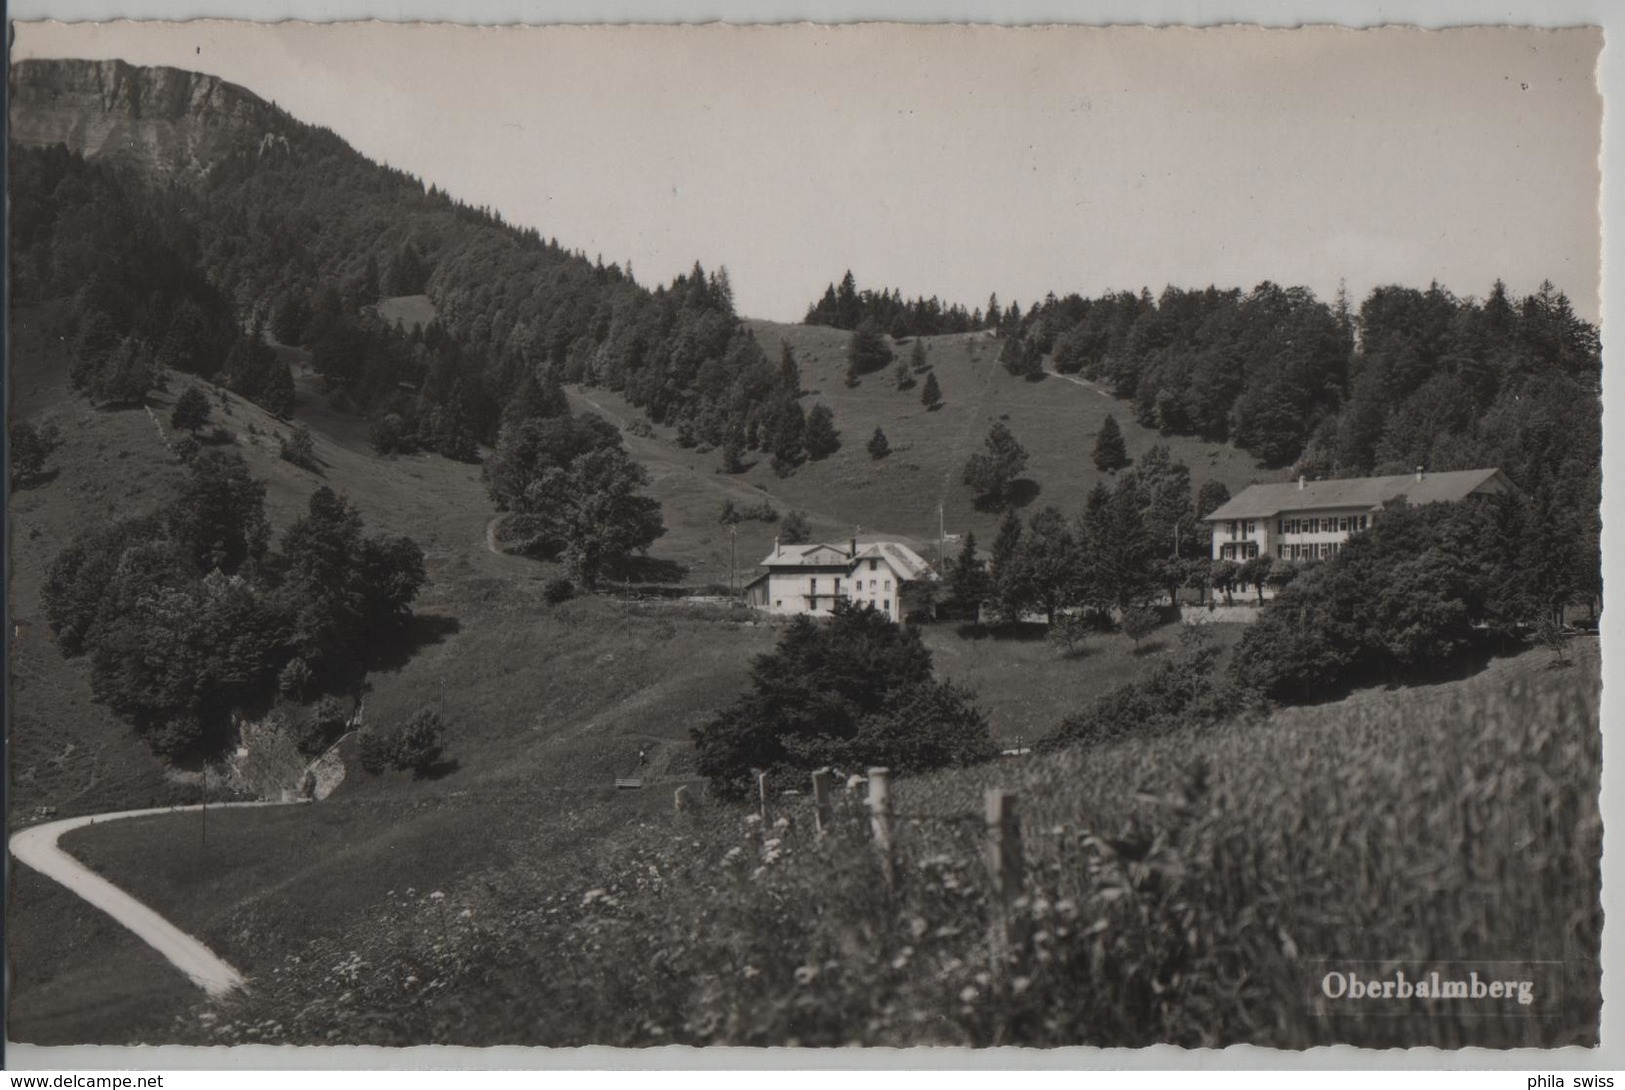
[1202,467,1513,563]
[742,538,937,619]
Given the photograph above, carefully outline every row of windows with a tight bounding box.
[1279,515,1369,535]
[1219,540,1350,562]
[1228,515,1373,538]
[806,578,892,594]
[774,597,892,614]
[1279,542,1342,560]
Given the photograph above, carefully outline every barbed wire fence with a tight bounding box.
[669,764,1129,969]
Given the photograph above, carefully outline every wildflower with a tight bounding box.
[795,965,820,985]
[1012,975,1032,995]
[959,985,979,1004]
[429,891,446,901]
[744,813,762,826]
[743,965,761,979]
[459,908,474,919]
[773,817,790,830]
[723,846,744,864]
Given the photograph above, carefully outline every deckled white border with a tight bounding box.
[5,0,1619,1075]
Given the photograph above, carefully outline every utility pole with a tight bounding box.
[729,523,738,598]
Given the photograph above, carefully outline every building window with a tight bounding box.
[1318,543,1330,559]
[1339,516,1349,532]
[1246,520,1256,536]
[809,577,817,595]
[869,559,878,571]
[1278,544,1286,558]
[884,580,891,590]
[775,600,782,608]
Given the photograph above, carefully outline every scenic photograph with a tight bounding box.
[6,21,1604,1053]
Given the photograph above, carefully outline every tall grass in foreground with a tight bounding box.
[179,658,1599,1048]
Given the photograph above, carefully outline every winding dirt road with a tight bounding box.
[10,800,303,998]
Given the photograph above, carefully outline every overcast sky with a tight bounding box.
[12,20,1603,323]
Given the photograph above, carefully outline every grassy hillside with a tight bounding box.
[551,321,1268,582]
[58,638,1599,1048]
[738,320,1268,552]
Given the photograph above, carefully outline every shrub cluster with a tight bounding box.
[692,602,998,798]
[359,709,445,776]
[41,456,425,759]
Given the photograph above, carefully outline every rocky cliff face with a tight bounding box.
[10,58,283,182]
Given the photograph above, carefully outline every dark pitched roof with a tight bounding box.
[1203,469,1509,521]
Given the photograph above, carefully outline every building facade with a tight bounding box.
[743,539,936,618]
[1203,468,1513,562]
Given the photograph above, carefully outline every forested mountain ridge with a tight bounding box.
[11,58,805,465]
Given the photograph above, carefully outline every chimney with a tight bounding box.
[850,537,858,559]
[1298,475,1306,491]
[1416,465,1424,482]
[775,535,781,558]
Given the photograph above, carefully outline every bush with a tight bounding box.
[1121,606,1160,649]
[719,499,778,525]
[692,602,997,797]
[9,420,62,489]
[280,425,319,470]
[279,656,313,700]
[780,510,812,545]
[296,696,352,756]
[360,709,446,776]
[544,577,577,605]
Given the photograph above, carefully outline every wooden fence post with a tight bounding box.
[673,785,691,814]
[867,766,894,858]
[756,770,770,819]
[985,789,1023,900]
[811,769,833,835]
[985,789,1027,964]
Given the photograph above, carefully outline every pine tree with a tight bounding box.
[920,370,943,410]
[867,427,890,460]
[949,532,992,618]
[910,339,929,373]
[803,404,841,460]
[1094,414,1129,471]
[988,510,1024,621]
[170,386,213,433]
[961,421,1030,506]
[779,342,801,394]
[894,359,915,390]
